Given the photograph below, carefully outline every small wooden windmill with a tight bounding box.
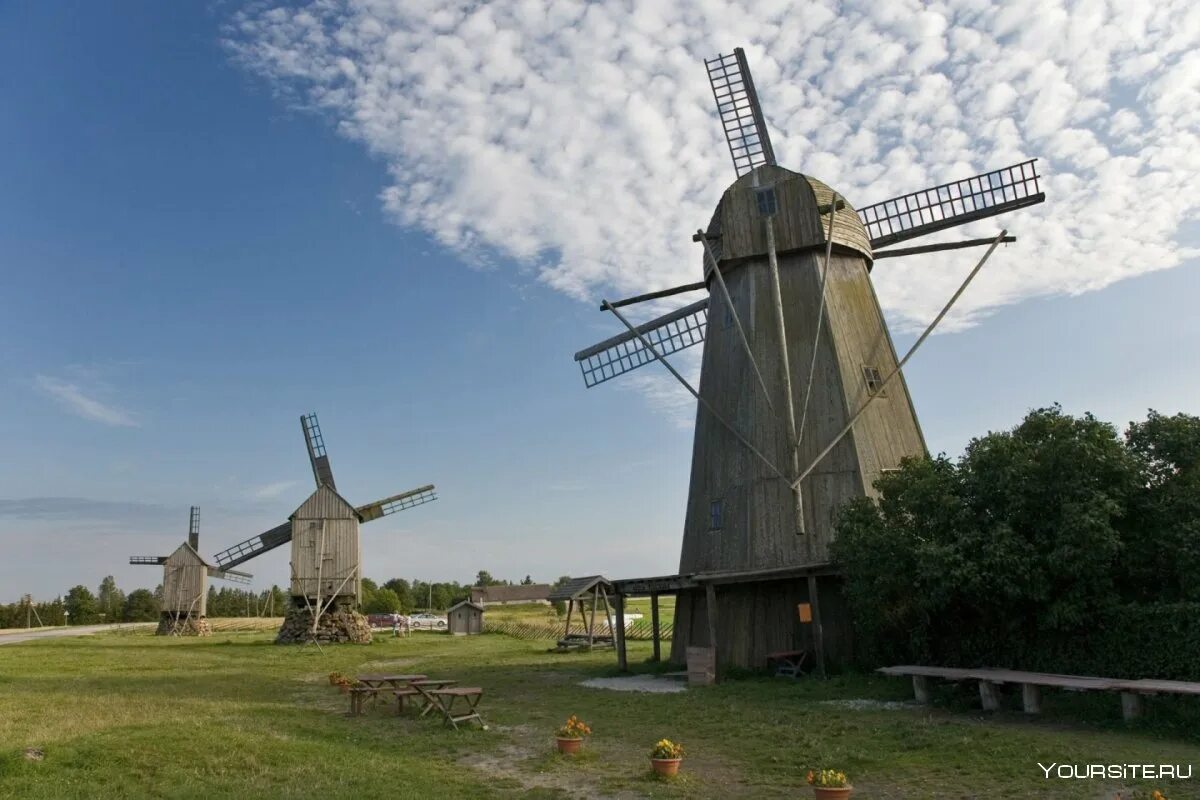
[129,506,252,636]
[575,48,1045,670]
[211,413,437,643]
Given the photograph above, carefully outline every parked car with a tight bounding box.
[409,612,447,630]
[366,613,404,629]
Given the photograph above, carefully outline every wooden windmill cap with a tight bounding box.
[703,165,873,269]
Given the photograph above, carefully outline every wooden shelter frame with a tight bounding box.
[550,577,616,651]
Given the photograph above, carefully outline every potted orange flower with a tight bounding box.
[649,739,684,777]
[328,671,343,686]
[335,676,355,694]
[807,768,852,799]
[555,715,591,754]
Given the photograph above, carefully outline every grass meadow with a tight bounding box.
[1,626,1198,799]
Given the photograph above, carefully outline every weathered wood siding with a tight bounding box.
[162,543,207,616]
[672,165,923,668]
[668,575,852,669]
[448,605,483,635]
[289,485,361,602]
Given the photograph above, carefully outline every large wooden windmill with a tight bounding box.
[576,48,1045,670]
[130,506,252,636]
[211,413,437,643]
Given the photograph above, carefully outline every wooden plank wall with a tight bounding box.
[162,544,207,616]
[290,486,360,600]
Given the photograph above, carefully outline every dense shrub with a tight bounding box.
[833,406,1200,680]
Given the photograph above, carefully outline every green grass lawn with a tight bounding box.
[1,630,1198,799]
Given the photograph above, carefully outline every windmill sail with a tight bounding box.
[861,159,1044,249]
[706,48,776,177]
[211,521,293,570]
[129,555,167,565]
[356,484,438,522]
[301,413,336,490]
[187,505,200,550]
[207,566,253,585]
[574,298,709,388]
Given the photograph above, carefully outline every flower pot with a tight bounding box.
[556,737,583,754]
[650,758,682,777]
[813,787,853,800]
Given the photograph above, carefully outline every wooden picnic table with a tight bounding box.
[428,687,487,730]
[395,679,458,717]
[349,674,428,716]
[765,650,808,678]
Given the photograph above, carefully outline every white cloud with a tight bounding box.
[34,374,139,428]
[247,480,301,501]
[225,0,1200,396]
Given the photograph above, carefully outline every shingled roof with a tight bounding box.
[469,584,551,603]
[548,575,612,601]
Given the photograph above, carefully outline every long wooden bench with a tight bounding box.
[879,665,1200,721]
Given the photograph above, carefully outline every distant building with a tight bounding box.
[447,600,484,635]
[468,584,552,606]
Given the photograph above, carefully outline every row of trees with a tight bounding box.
[833,407,1200,677]
[2,570,556,627]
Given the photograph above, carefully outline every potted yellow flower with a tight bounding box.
[649,739,684,777]
[555,715,591,754]
[807,768,852,799]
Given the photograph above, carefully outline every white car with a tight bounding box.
[409,612,447,630]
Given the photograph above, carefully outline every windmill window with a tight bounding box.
[863,366,887,396]
[755,186,777,216]
[709,499,724,530]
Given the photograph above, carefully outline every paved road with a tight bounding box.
[0,623,153,645]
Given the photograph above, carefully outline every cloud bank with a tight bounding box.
[225,0,1199,338]
[34,374,139,427]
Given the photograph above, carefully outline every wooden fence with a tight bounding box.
[207,617,283,632]
[484,617,672,642]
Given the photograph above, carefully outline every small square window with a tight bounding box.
[709,499,724,530]
[755,186,777,216]
[863,366,887,396]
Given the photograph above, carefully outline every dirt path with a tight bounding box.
[0,623,153,645]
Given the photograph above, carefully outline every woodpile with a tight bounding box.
[274,602,373,644]
[155,614,212,636]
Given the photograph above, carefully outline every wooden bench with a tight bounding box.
[766,650,809,679]
[879,665,1200,721]
[349,674,427,716]
[403,679,458,717]
[428,687,487,730]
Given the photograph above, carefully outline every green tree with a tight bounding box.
[521,575,533,585]
[383,579,414,614]
[64,585,99,625]
[97,575,125,622]
[833,406,1141,667]
[363,588,401,614]
[474,570,502,587]
[122,588,160,621]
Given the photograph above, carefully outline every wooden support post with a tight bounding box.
[806,574,826,679]
[1021,684,1041,714]
[650,593,661,662]
[979,681,1000,711]
[614,594,627,671]
[1121,692,1144,722]
[912,675,930,704]
[588,588,598,648]
[704,583,718,682]
[563,598,574,641]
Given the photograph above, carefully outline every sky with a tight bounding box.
[1,0,1197,601]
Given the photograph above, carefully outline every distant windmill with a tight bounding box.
[211,413,437,644]
[576,48,1044,671]
[130,506,252,636]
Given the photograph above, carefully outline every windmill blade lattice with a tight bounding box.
[706,48,776,177]
[129,555,167,565]
[211,521,294,570]
[574,298,709,388]
[356,484,438,522]
[862,159,1044,249]
[301,413,336,490]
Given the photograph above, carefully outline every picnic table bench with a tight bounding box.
[394,679,457,717]
[428,687,487,730]
[348,674,428,716]
[879,665,1200,721]
[766,650,809,678]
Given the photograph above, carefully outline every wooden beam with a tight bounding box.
[872,235,1016,260]
[912,675,930,704]
[806,574,827,679]
[588,587,598,647]
[603,281,706,310]
[705,583,719,682]
[563,598,574,640]
[1022,684,1041,714]
[614,594,627,671]
[650,592,661,662]
[979,681,1001,711]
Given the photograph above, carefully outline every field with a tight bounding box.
[1,629,1198,799]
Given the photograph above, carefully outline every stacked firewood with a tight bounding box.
[274,603,373,644]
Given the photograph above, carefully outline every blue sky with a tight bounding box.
[2,1,1197,599]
